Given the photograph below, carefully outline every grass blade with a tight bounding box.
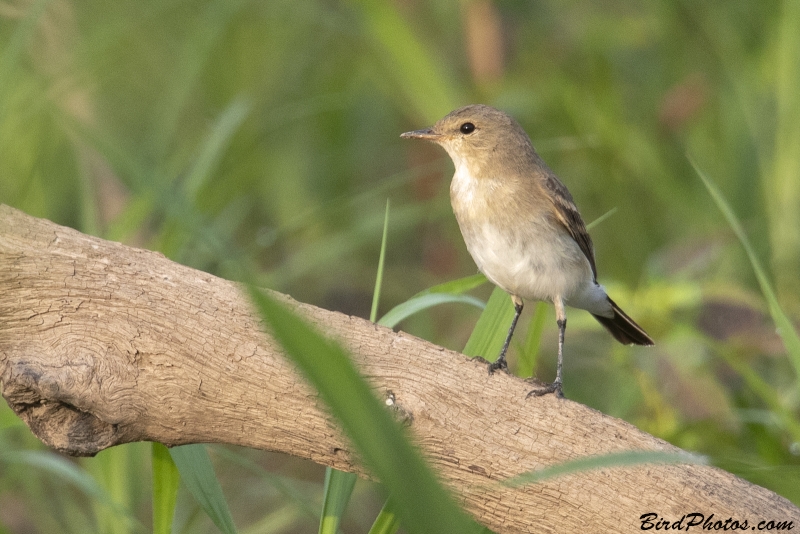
[584,207,617,230]
[366,501,400,534]
[246,286,484,534]
[90,446,136,534]
[371,199,391,323]
[209,446,319,521]
[378,270,487,329]
[318,468,357,534]
[717,347,800,442]
[504,450,707,487]
[414,273,488,296]
[318,199,393,534]
[378,293,485,328]
[462,287,515,360]
[182,98,251,200]
[517,301,549,377]
[152,442,180,534]
[769,0,800,295]
[691,158,800,382]
[170,444,238,534]
[0,450,144,531]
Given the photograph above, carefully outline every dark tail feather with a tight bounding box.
[591,297,654,346]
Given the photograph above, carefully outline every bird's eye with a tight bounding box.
[459,122,476,134]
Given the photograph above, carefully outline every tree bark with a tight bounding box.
[1,204,797,533]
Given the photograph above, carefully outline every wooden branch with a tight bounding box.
[1,204,797,532]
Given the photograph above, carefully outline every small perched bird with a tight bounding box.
[401,105,653,397]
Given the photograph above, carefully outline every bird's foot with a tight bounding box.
[472,355,509,375]
[487,356,508,375]
[525,379,564,399]
[470,355,491,366]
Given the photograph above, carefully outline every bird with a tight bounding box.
[401,104,653,398]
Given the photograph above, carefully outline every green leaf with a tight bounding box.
[517,301,549,377]
[462,287,515,360]
[378,271,487,329]
[691,159,800,383]
[170,444,238,534]
[504,450,707,487]
[584,207,617,230]
[318,468,357,534]
[371,199,391,323]
[90,446,137,534]
[318,199,392,534]
[378,293,485,329]
[152,442,180,534]
[246,286,483,534]
[366,501,401,534]
[209,445,319,521]
[0,450,144,531]
[414,273,488,296]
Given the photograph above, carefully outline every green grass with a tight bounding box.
[152,443,179,534]
[317,200,389,534]
[2,0,800,530]
[692,159,800,442]
[245,285,485,534]
[503,450,707,487]
[169,445,238,534]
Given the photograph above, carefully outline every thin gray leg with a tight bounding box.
[488,298,523,374]
[527,297,565,398]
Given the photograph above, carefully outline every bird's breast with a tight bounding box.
[449,163,527,241]
[450,164,484,208]
[449,166,594,304]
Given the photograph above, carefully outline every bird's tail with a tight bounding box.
[591,297,654,346]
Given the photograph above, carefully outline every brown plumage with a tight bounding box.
[402,104,653,397]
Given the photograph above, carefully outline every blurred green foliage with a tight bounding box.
[1,0,799,531]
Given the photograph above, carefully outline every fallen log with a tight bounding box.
[1,204,797,532]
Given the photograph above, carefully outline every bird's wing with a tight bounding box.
[543,173,598,281]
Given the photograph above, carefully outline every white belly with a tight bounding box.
[450,166,610,315]
[465,221,577,297]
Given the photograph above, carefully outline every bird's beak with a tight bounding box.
[400,128,440,140]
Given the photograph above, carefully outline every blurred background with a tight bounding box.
[1,0,799,531]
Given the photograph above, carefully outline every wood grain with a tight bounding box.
[1,204,797,533]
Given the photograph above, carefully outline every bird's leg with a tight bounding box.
[488,297,523,374]
[527,297,565,398]
[553,316,565,395]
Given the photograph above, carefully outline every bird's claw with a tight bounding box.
[470,355,509,375]
[487,357,508,375]
[526,380,564,399]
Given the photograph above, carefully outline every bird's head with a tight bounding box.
[401,104,535,174]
